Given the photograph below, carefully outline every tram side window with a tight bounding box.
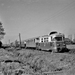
[51,36,52,41]
[44,38,48,42]
[63,36,65,40]
[34,39,35,42]
[41,38,43,42]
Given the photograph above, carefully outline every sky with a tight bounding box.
[0,0,75,43]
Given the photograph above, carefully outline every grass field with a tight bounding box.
[0,48,75,75]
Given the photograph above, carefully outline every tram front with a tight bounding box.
[52,33,66,52]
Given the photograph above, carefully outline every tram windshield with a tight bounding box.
[53,37,62,41]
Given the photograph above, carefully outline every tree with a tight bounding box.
[0,22,5,40]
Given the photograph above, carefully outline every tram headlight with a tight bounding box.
[63,43,66,46]
[57,44,60,46]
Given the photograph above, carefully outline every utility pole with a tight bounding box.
[73,34,75,43]
[74,34,75,40]
[8,39,11,47]
[19,33,21,48]
[9,39,10,44]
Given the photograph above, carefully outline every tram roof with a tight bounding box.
[24,32,64,41]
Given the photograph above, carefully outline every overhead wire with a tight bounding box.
[37,1,75,25]
[30,1,75,37]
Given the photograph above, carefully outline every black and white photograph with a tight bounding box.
[0,0,75,75]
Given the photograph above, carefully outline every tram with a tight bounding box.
[25,31,66,52]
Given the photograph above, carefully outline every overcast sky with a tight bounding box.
[0,0,75,43]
